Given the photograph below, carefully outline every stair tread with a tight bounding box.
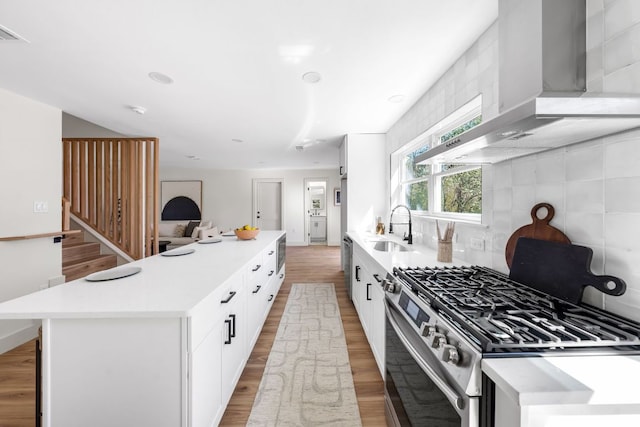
[62,254,116,268]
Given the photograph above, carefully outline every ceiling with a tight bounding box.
[0,0,497,170]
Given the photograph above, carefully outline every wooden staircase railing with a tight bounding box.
[62,138,159,259]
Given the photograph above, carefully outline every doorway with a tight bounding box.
[304,178,327,245]
[253,179,283,230]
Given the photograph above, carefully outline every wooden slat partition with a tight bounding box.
[62,138,159,259]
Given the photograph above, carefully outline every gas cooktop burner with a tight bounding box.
[393,265,640,355]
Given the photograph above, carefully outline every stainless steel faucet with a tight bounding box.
[389,204,412,244]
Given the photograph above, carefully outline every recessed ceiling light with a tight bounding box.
[130,105,146,115]
[302,71,321,84]
[388,94,405,103]
[232,139,243,143]
[148,71,174,85]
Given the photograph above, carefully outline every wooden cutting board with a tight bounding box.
[509,237,626,304]
[505,203,570,268]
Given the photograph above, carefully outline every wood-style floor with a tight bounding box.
[0,245,385,426]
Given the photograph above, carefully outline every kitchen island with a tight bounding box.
[0,230,285,427]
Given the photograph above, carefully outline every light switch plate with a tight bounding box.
[469,237,485,251]
[34,201,48,213]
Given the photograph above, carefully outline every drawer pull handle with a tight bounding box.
[229,314,236,338]
[373,274,382,283]
[252,285,262,294]
[268,270,274,277]
[221,291,237,304]
[279,273,284,279]
[268,250,274,255]
[268,294,274,302]
[252,264,261,272]
[367,283,372,301]
[224,318,232,344]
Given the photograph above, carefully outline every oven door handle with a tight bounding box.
[385,300,465,410]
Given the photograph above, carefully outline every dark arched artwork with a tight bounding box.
[161,196,201,221]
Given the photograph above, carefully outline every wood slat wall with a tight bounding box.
[62,138,159,259]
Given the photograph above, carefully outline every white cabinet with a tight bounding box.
[189,271,246,427]
[310,216,327,242]
[339,135,347,176]
[342,133,387,234]
[220,281,246,404]
[190,322,223,427]
[351,243,385,376]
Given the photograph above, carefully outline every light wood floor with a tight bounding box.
[0,245,385,426]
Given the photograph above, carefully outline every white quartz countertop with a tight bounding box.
[482,355,640,406]
[347,231,467,272]
[0,230,284,319]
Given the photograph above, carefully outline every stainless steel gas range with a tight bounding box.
[383,265,640,427]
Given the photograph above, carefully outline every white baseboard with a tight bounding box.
[0,322,40,354]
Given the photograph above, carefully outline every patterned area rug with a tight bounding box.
[247,283,362,426]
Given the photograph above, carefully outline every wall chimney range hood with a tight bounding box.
[416,0,640,165]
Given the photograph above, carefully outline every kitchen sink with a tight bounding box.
[370,240,409,252]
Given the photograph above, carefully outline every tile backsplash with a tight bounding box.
[488,129,640,320]
[386,0,640,322]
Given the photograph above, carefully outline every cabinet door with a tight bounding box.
[191,326,223,427]
[351,254,363,314]
[247,252,269,349]
[369,275,386,376]
[220,287,246,405]
[339,135,348,176]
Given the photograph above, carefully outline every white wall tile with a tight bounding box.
[603,60,640,92]
[565,141,604,181]
[565,212,604,246]
[604,131,640,178]
[604,0,640,40]
[535,150,565,184]
[587,0,605,18]
[511,157,536,185]
[605,177,640,212]
[604,212,640,250]
[535,184,566,212]
[493,162,512,189]
[566,180,604,213]
[604,24,640,74]
[493,188,512,211]
[512,185,536,211]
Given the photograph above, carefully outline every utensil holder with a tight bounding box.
[437,241,452,263]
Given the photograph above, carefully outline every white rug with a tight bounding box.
[247,283,362,427]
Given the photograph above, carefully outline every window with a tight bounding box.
[395,96,483,220]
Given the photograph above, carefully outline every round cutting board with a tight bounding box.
[505,203,571,268]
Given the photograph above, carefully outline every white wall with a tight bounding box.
[385,0,640,321]
[160,167,342,246]
[0,88,62,352]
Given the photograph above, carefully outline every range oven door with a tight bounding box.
[384,300,479,427]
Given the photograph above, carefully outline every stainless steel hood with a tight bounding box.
[416,0,640,165]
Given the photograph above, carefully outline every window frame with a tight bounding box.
[394,96,483,223]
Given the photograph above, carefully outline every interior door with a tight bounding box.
[254,180,282,230]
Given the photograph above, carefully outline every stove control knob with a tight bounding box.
[431,333,447,349]
[442,344,460,365]
[420,323,437,338]
[383,280,399,294]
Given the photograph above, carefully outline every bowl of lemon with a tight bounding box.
[234,225,260,240]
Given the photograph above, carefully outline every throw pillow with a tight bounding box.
[174,224,186,237]
[192,225,207,238]
[158,223,176,237]
[184,221,199,237]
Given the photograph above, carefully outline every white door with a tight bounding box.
[253,179,282,230]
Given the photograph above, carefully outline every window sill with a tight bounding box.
[411,212,488,228]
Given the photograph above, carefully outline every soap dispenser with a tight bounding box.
[375,216,385,235]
